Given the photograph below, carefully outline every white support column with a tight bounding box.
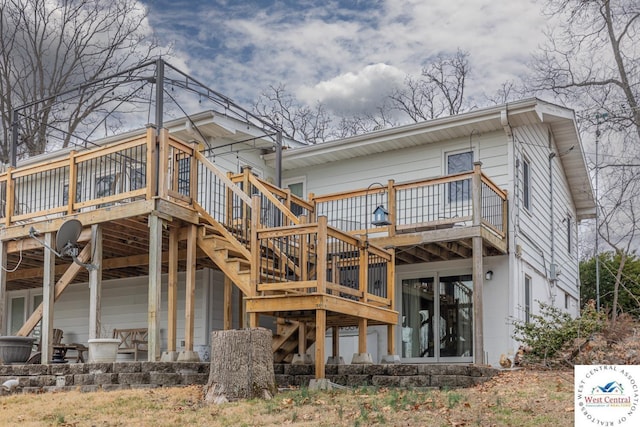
[88,225,102,340]
[148,214,163,361]
[41,232,56,364]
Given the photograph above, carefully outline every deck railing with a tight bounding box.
[252,208,394,308]
[311,163,507,239]
[0,129,154,225]
[0,129,507,248]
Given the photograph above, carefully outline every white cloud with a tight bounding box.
[144,0,547,113]
[297,63,406,115]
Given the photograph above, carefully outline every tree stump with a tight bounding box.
[204,328,277,404]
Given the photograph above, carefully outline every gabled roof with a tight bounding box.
[264,98,596,221]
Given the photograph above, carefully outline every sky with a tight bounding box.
[141,0,549,117]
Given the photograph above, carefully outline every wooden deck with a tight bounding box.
[0,127,508,377]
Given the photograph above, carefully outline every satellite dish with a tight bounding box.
[29,219,96,271]
[55,219,83,257]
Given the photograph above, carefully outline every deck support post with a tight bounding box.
[41,233,55,364]
[88,225,102,340]
[327,326,344,365]
[148,214,163,361]
[472,236,484,365]
[178,224,200,362]
[315,309,326,379]
[0,239,6,335]
[352,318,373,364]
[161,225,179,362]
[223,276,232,330]
[472,162,485,365]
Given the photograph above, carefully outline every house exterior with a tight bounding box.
[0,98,594,373]
[269,98,594,366]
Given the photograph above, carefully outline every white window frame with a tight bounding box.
[6,290,42,336]
[397,268,474,364]
[282,176,307,198]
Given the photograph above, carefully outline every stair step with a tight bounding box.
[226,257,251,272]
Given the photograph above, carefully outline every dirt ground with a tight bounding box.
[0,368,574,426]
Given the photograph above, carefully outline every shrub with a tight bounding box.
[512,301,606,364]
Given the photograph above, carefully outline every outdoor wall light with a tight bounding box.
[485,270,494,281]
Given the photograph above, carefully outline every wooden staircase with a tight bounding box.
[191,154,397,376]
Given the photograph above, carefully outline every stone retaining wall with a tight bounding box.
[0,362,209,394]
[0,362,498,394]
[275,364,498,389]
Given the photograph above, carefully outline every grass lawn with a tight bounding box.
[0,369,574,426]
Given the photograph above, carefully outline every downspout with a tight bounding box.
[548,150,557,296]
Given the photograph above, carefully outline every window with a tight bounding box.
[95,173,121,199]
[523,157,531,211]
[8,292,42,336]
[129,166,146,191]
[524,275,531,324]
[282,177,306,216]
[446,151,473,202]
[62,181,82,205]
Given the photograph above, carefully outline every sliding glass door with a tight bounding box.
[401,274,473,361]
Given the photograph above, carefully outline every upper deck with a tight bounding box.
[0,126,507,293]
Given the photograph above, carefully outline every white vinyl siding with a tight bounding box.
[291,130,509,197]
[513,124,580,306]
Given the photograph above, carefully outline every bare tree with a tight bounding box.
[529,0,640,137]
[335,100,398,139]
[390,49,471,122]
[596,157,640,323]
[0,0,165,162]
[254,84,334,144]
[254,50,471,143]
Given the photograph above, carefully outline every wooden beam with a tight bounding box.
[184,224,197,351]
[332,326,339,358]
[7,248,192,281]
[423,244,448,261]
[472,235,484,365]
[167,226,178,352]
[358,318,367,354]
[223,276,232,330]
[371,225,483,249]
[88,225,102,340]
[471,162,484,365]
[16,244,92,337]
[298,321,307,355]
[245,294,399,325]
[6,228,91,254]
[148,214,163,361]
[387,324,395,356]
[315,310,326,379]
[438,241,471,258]
[0,199,156,240]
